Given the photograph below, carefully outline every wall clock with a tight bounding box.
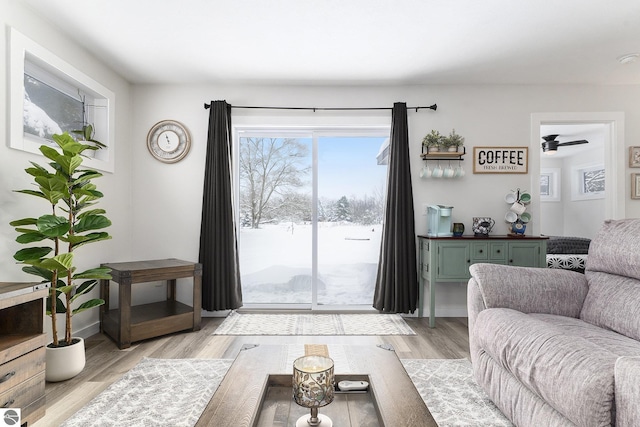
[147,120,191,163]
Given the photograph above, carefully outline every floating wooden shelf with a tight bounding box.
[420,146,466,160]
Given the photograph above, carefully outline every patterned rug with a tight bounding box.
[212,311,416,335]
[401,358,514,427]
[61,352,509,426]
[61,357,233,427]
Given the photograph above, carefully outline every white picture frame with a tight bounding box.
[540,168,561,202]
[9,27,115,173]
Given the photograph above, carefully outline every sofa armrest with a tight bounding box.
[615,357,640,427]
[468,263,589,317]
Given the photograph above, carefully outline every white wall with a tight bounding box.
[0,1,133,340]
[541,148,606,239]
[563,149,606,238]
[131,83,640,317]
[540,158,564,236]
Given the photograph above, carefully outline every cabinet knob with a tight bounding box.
[479,249,483,253]
[467,259,471,263]
[496,250,501,253]
[2,398,15,408]
[509,259,514,263]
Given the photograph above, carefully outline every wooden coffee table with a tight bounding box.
[196,344,436,426]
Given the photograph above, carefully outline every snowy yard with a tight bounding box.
[239,222,382,305]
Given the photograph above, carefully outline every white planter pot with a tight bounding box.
[45,337,86,382]
[448,146,459,152]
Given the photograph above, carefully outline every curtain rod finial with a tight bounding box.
[430,104,437,111]
[204,103,210,110]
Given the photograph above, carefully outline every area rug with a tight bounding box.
[401,358,514,427]
[212,311,416,335]
[60,357,233,427]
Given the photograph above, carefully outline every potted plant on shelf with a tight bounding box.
[443,129,465,152]
[10,132,112,382]
[422,130,444,152]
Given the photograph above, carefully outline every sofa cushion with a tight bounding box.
[586,218,640,280]
[581,271,640,341]
[474,351,575,427]
[474,308,640,427]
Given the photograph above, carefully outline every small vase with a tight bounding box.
[45,337,86,382]
[452,223,465,237]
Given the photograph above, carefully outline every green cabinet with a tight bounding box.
[418,235,548,327]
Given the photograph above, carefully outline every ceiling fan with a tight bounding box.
[541,134,589,154]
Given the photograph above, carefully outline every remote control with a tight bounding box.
[338,380,369,391]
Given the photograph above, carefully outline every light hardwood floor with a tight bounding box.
[33,316,469,426]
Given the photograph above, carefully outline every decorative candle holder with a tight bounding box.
[292,355,335,427]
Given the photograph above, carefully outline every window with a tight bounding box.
[9,28,115,172]
[540,168,561,201]
[571,163,605,200]
[235,128,389,310]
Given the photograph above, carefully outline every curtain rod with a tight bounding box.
[203,103,437,112]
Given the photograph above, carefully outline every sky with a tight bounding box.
[316,136,388,200]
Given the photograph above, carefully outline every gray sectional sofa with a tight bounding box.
[468,218,640,427]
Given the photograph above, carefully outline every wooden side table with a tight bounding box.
[100,259,202,349]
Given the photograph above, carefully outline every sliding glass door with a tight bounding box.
[236,129,388,309]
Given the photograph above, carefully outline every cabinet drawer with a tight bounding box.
[489,242,507,261]
[0,347,45,392]
[0,371,45,414]
[471,243,488,260]
[22,394,45,426]
[0,334,46,366]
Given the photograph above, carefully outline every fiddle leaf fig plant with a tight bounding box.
[10,132,112,347]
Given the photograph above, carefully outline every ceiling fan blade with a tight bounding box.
[557,140,589,146]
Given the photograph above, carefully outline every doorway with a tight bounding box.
[531,112,625,238]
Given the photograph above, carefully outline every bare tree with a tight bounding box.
[239,137,310,228]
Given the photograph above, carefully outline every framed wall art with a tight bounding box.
[473,147,528,174]
[632,173,640,199]
[630,147,640,168]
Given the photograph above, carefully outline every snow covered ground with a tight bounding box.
[239,222,382,305]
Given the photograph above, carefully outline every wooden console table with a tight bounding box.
[418,235,548,327]
[100,259,202,349]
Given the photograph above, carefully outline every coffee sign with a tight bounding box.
[473,147,528,174]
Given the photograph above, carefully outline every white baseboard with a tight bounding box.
[74,321,101,340]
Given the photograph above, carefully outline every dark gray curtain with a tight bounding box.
[373,102,418,313]
[199,100,243,311]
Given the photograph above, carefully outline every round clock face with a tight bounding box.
[147,120,191,163]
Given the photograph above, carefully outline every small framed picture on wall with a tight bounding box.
[630,147,640,167]
[632,173,640,199]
